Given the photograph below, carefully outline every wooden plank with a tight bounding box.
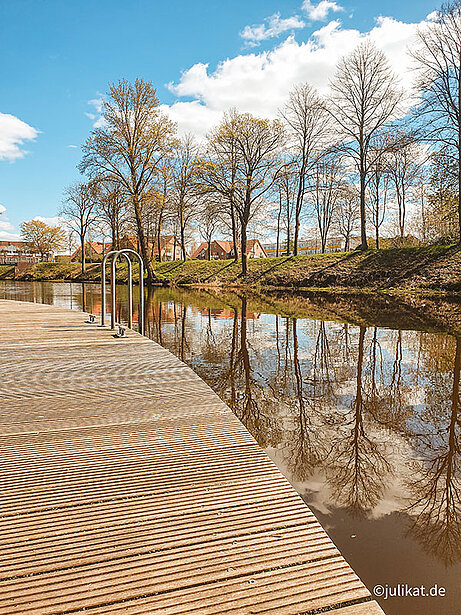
[0,300,385,614]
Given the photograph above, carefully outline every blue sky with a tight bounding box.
[0,0,438,239]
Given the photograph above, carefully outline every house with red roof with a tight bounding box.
[121,235,183,261]
[0,240,46,264]
[70,234,186,262]
[191,239,267,260]
[71,241,112,262]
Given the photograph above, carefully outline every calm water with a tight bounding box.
[1,280,461,615]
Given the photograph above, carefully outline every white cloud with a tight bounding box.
[240,13,305,46]
[88,97,103,114]
[0,205,20,241]
[0,112,39,161]
[0,230,21,241]
[67,144,78,149]
[159,101,221,138]
[426,10,438,22]
[0,219,14,232]
[33,215,66,227]
[302,0,343,21]
[85,97,106,128]
[164,15,423,136]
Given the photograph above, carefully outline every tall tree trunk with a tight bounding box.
[157,227,162,262]
[458,57,461,242]
[241,222,248,276]
[230,200,238,262]
[111,226,116,253]
[458,141,461,241]
[179,202,186,261]
[132,194,154,284]
[293,167,305,256]
[359,166,368,250]
[293,207,301,256]
[80,233,86,275]
[157,206,164,262]
[276,191,281,257]
[286,211,291,256]
[396,181,405,240]
[285,179,291,256]
[180,225,186,261]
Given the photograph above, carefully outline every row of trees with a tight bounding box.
[55,0,461,281]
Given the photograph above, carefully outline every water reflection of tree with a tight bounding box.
[287,318,322,480]
[311,321,335,410]
[325,326,391,515]
[145,289,461,565]
[362,328,413,431]
[230,296,277,447]
[406,336,461,565]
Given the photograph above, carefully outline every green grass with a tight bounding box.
[0,265,14,279]
[8,243,461,295]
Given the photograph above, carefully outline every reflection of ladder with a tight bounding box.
[100,249,145,334]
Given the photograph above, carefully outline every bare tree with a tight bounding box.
[98,179,127,251]
[410,170,430,243]
[232,114,284,275]
[426,147,459,241]
[80,78,177,283]
[152,161,174,262]
[173,134,201,260]
[201,111,284,275]
[274,163,296,255]
[335,184,360,250]
[199,199,221,260]
[387,131,425,240]
[411,1,461,239]
[308,151,342,253]
[281,84,330,255]
[200,109,240,262]
[367,149,391,250]
[328,41,403,249]
[61,180,100,274]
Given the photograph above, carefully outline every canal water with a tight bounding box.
[1,280,461,615]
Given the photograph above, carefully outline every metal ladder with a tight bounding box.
[100,249,145,334]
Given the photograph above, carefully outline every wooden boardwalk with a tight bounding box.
[0,300,384,615]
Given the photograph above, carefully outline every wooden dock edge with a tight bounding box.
[0,300,385,615]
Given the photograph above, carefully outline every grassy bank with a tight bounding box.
[150,244,461,294]
[3,244,461,295]
[0,266,14,279]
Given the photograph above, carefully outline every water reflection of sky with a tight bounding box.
[1,281,461,615]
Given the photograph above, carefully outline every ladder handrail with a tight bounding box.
[100,249,144,334]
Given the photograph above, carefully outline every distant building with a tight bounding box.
[121,235,183,261]
[70,235,184,262]
[0,241,43,264]
[0,240,29,255]
[71,241,112,262]
[191,239,267,260]
[263,236,359,257]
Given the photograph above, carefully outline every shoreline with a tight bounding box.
[1,275,458,300]
[2,244,461,298]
